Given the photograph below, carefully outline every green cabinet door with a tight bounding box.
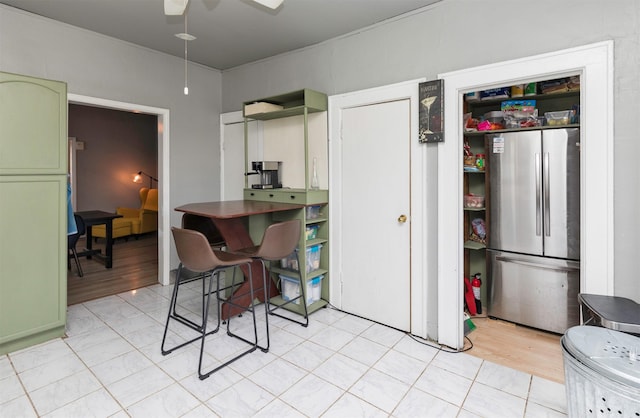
[0,176,67,353]
[0,72,68,175]
[0,71,67,355]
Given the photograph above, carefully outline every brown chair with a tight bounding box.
[232,220,307,342]
[161,227,264,380]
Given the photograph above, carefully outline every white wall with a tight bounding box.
[0,5,223,269]
[221,0,640,303]
[2,1,639,302]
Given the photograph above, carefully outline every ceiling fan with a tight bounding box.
[164,0,284,15]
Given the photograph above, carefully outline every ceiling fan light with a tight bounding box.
[175,33,196,41]
[164,0,189,15]
[252,0,284,10]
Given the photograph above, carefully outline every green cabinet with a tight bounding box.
[243,89,329,316]
[0,72,67,355]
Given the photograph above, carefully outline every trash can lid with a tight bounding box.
[562,326,640,388]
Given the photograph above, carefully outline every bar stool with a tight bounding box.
[161,227,263,380]
[232,219,307,349]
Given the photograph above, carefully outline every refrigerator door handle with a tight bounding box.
[535,153,542,236]
[543,152,551,236]
[495,255,580,272]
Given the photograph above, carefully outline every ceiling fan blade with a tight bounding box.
[252,0,284,10]
[164,0,189,15]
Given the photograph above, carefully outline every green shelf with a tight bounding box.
[464,241,486,250]
[466,90,580,108]
[305,238,327,247]
[243,89,327,120]
[464,124,580,137]
[268,295,328,315]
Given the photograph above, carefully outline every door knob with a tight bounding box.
[398,214,407,223]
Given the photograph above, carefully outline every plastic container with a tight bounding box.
[545,110,571,126]
[306,244,322,273]
[280,251,299,270]
[279,274,324,305]
[280,244,323,273]
[561,326,640,417]
[305,224,319,240]
[464,194,485,208]
[306,205,322,220]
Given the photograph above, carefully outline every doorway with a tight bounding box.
[438,41,614,349]
[329,79,430,337]
[68,93,171,286]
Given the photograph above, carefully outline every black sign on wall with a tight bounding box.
[419,79,444,143]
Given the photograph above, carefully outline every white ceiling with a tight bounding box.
[1,0,441,70]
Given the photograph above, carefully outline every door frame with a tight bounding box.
[68,93,171,286]
[438,41,614,348]
[328,78,430,338]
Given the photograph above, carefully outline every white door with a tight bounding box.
[339,99,411,330]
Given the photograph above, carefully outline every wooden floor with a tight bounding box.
[67,234,159,306]
[67,236,564,383]
[464,316,564,384]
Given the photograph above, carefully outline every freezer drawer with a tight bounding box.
[488,250,580,334]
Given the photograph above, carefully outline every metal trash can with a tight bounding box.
[561,326,640,417]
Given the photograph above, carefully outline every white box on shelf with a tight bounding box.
[244,102,283,116]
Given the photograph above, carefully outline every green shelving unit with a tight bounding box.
[243,89,330,317]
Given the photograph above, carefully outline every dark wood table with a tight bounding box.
[175,200,305,319]
[75,210,122,269]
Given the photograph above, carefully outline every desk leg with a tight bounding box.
[86,226,93,259]
[212,218,280,320]
[105,220,114,268]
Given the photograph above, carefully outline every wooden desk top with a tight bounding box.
[175,200,305,219]
[75,210,122,223]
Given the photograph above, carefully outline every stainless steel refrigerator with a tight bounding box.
[486,128,580,334]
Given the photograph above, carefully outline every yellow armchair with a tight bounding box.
[93,188,158,240]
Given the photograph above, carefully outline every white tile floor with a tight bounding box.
[1,280,568,417]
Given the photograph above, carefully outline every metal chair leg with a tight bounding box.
[199,262,260,380]
[161,264,221,356]
[70,248,83,277]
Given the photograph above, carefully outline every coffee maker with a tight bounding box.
[247,161,282,189]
